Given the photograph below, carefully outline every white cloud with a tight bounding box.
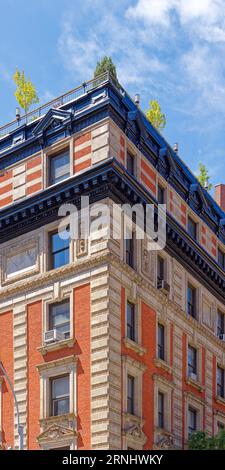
[58,15,102,81]
[127,0,177,26]
[57,1,225,127]
[127,0,225,43]
[182,44,225,111]
[58,11,166,88]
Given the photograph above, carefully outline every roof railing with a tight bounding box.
[0,71,114,138]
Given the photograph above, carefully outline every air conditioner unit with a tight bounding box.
[189,372,197,381]
[218,334,225,342]
[157,279,170,293]
[44,329,64,344]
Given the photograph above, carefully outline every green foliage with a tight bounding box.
[197,163,212,190]
[188,430,225,450]
[188,432,212,450]
[94,56,118,83]
[214,429,225,449]
[145,100,166,131]
[13,69,39,114]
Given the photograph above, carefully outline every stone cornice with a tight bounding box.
[0,76,225,244]
[0,251,111,301]
[0,159,224,303]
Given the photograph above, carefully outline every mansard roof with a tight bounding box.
[0,73,224,243]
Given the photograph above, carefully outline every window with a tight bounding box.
[217,366,225,398]
[49,150,70,186]
[187,283,197,318]
[49,229,70,269]
[158,392,164,429]
[217,310,225,337]
[218,248,225,270]
[127,375,135,415]
[158,323,165,361]
[218,422,225,431]
[126,233,135,268]
[188,345,197,377]
[51,375,69,416]
[157,256,165,282]
[127,301,136,342]
[188,407,197,436]
[188,216,197,240]
[158,185,165,204]
[49,300,70,339]
[127,152,135,176]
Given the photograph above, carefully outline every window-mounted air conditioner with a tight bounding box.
[44,329,64,344]
[157,279,170,293]
[218,334,225,342]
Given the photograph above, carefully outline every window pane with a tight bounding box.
[218,248,225,269]
[158,186,165,204]
[127,152,135,175]
[52,376,69,398]
[127,302,135,341]
[50,151,70,185]
[51,375,70,417]
[126,236,134,268]
[217,311,225,336]
[51,231,70,252]
[52,251,69,269]
[158,392,164,428]
[217,367,225,397]
[127,375,135,414]
[187,284,196,318]
[188,346,197,375]
[157,256,164,281]
[188,407,197,435]
[188,217,197,240]
[53,397,69,416]
[158,324,165,360]
[49,301,70,337]
[50,230,70,269]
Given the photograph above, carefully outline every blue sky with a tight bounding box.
[1,0,225,191]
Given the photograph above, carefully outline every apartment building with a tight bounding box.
[0,73,225,450]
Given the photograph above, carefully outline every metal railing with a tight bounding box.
[0,71,112,138]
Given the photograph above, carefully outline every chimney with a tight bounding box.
[173,143,179,153]
[134,94,140,107]
[215,184,225,212]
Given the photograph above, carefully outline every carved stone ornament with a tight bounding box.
[37,423,77,443]
[156,434,173,449]
[76,238,88,258]
[124,423,147,445]
[141,240,155,283]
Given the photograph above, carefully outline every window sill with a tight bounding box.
[186,376,203,392]
[215,395,225,406]
[38,338,75,355]
[154,358,172,374]
[123,337,146,356]
[40,412,77,428]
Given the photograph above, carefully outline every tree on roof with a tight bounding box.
[13,69,39,114]
[197,163,212,191]
[94,56,118,83]
[145,100,166,132]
